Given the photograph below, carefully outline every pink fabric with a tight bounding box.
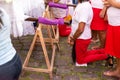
[38,17,64,25]
[76,39,107,64]
[49,2,68,9]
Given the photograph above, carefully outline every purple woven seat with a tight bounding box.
[38,17,64,25]
[48,2,68,9]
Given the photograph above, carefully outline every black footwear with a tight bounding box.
[105,55,114,67]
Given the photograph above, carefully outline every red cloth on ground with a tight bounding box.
[105,25,120,58]
[76,39,107,64]
[91,8,108,30]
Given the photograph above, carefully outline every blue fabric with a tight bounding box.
[0,53,22,80]
[72,0,78,4]
[0,7,21,80]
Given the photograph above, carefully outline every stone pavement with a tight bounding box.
[0,1,119,80]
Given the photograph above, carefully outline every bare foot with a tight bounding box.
[103,70,120,78]
[91,46,101,50]
[91,39,99,43]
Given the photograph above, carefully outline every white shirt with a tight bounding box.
[51,0,68,18]
[71,2,93,39]
[51,0,74,18]
[107,0,120,26]
[0,8,16,65]
[90,0,104,9]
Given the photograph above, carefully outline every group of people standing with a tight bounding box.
[0,0,120,79]
[67,0,120,78]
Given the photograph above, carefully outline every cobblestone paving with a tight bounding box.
[0,1,119,80]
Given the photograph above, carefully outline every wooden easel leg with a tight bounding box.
[49,72,53,80]
[23,31,38,67]
[21,69,25,77]
[38,27,51,70]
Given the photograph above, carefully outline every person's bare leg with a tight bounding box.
[98,30,106,48]
[91,30,106,50]
[104,58,120,78]
[91,30,100,50]
[91,30,99,42]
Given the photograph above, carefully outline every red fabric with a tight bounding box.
[58,24,71,36]
[76,39,107,64]
[91,8,108,30]
[105,25,120,58]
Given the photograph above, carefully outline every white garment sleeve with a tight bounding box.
[74,5,90,24]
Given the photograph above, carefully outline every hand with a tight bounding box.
[99,11,105,18]
[103,0,111,7]
[70,36,74,46]
[67,36,74,46]
[99,6,108,19]
[69,40,74,46]
[67,35,71,44]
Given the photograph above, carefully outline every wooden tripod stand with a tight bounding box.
[22,5,60,79]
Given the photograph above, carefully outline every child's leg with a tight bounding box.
[98,30,106,48]
[76,39,91,64]
[76,39,108,64]
[103,58,120,78]
[91,30,99,42]
[80,49,108,64]
[91,30,106,50]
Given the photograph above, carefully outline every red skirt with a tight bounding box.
[91,8,108,30]
[105,25,120,58]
